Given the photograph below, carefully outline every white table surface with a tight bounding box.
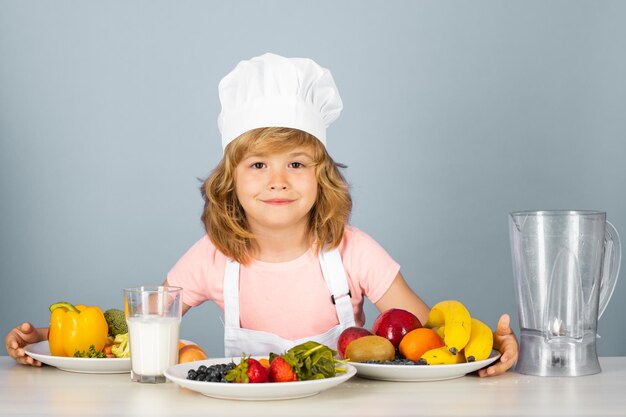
[1,356,625,416]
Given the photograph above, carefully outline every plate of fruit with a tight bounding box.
[339,301,501,382]
[347,350,500,382]
[164,341,357,401]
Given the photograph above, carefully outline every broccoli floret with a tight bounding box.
[111,333,130,358]
[104,308,128,336]
[73,345,106,358]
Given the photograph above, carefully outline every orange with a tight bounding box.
[399,328,445,361]
[178,341,186,350]
[178,344,208,364]
[258,358,270,369]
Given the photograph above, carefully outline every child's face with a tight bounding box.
[235,146,318,234]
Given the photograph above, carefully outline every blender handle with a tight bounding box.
[599,221,621,319]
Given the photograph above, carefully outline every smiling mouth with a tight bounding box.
[262,199,294,205]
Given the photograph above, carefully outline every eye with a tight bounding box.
[289,162,304,169]
[250,162,266,169]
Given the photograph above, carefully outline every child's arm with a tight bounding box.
[5,322,47,366]
[374,272,431,324]
[163,279,192,315]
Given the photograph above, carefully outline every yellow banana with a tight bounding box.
[464,318,494,362]
[420,346,466,365]
[425,300,472,354]
[434,326,445,340]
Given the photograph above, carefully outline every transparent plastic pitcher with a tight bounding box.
[509,210,621,376]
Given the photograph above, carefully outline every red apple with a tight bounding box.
[337,326,374,358]
[372,308,422,348]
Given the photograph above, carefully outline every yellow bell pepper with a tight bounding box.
[48,303,109,357]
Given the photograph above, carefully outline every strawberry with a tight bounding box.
[269,356,298,382]
[225,356,269,383]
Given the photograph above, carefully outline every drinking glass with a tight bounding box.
[124,286,182,383]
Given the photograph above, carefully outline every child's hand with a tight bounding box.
[478,314,518,377]
[5,322,45,366]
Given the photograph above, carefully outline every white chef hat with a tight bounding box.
[217,53,343,150]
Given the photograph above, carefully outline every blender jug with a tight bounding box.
[509,210,621,376]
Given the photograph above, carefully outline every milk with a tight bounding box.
[127,316,180,377]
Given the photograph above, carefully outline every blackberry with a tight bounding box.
[363,357,425,365]
[186,362,236,383]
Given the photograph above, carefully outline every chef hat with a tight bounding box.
[217,53,343,149]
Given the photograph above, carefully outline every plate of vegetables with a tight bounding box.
[24,340,131,373]
[165,341,357,401]
[24,303,131,374]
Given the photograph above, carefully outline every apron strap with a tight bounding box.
[319,248,356,327]
[223,258,241,328]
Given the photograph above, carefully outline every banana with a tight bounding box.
[464,318,494,362]
[434,326,445,340]
[425,300,472,354]
[420,346,466,365]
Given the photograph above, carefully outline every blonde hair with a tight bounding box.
[201,127,352,264]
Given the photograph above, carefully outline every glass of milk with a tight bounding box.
[124,286,182,383]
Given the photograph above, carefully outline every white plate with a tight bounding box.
[24,340,131,374]
[349,350,501,382]
[165,357,357,401]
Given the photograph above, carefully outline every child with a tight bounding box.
[5,53,518,376]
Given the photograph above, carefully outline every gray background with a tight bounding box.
[1,0,625,357]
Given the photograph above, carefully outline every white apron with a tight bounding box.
[223,248,356,357]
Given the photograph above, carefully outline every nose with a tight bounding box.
[268,168,288,191]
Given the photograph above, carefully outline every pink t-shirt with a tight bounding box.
[166,226,400,340]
